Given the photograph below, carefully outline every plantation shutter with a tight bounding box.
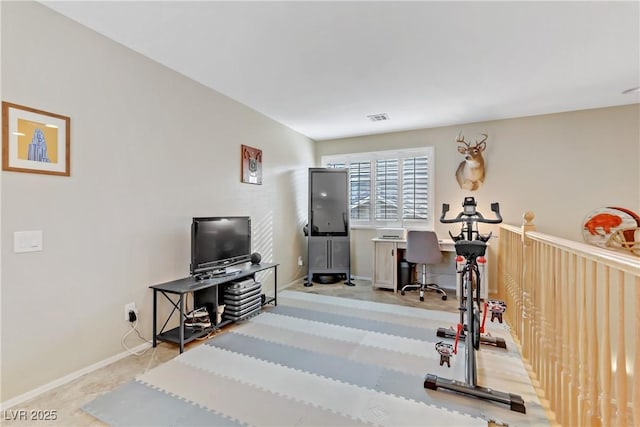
[349,161,371,221]
[375,159,399,220]
[402,156,429,220]
[402,156,429,219]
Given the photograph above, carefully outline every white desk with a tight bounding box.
[371,238,489,300]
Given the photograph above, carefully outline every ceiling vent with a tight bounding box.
[367,113,389,122]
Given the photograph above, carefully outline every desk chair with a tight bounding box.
[400,230,448,301]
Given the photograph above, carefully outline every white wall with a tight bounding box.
[316,105,640,284]
[1,1,313,401]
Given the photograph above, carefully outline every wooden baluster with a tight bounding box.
[509,233,517,348]
[578,257,589,425]
[521,212,535,362]
[509,231,515,331]
[560,251,571,426]
[503,231,515,336]
[545,244,555,408]
[531,241,540,381]
[615,270,628,427]
[523,258,531,363]
[587,261,601,426]
[537,241,544,386]
[538,241,545,382]
[497,234,504,310]
[632,274,639,427]
[507,231,514,337]
[536,242,545,393]
[517,236,523,340]
[599,266,612,427]
[553,247,563,418]
[569,253,580,427]
[542,244,555,404]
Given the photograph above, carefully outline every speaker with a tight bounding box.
[250,252,262,265]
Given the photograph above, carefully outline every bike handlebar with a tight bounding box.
[440,200,503,224]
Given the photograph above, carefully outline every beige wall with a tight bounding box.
[316,105,640,285]
[1,2,313,401]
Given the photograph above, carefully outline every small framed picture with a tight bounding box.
[241,144,262,185]
[2,102,70,176]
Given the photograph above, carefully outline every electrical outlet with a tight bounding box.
[297,256,303,266]
[124,302,137,321]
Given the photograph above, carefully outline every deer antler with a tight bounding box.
[456,132,470,147]
[476,134,488,145]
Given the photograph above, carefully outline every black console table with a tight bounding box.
[150,262,278,353]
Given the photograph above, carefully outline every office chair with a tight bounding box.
[400,230,448,301]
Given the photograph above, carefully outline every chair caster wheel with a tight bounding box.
[442,295,447,301]
[401,291,405,295]
[420,296,424,302]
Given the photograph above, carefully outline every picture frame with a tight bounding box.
[241,144,262,185]
[2,102,70,176]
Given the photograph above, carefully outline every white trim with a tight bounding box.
[279,277,305,289]
[322,147,430,162]
[0,342,150,411]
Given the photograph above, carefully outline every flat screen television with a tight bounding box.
[190,216,251,277]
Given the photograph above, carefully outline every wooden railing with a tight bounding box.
[498,213,639,426]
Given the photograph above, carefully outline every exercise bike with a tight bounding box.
[436,198,507,349]
[424,197,526,414]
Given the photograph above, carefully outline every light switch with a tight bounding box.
[14,230,43,253]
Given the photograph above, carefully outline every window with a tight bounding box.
[323,147,434,229]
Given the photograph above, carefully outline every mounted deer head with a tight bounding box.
[455,133,487,191]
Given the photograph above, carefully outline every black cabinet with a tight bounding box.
[307,168,352,284]
[150,263,278,353]
[308,236,350,272]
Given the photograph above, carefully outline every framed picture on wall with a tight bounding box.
[241,144,262,185]
[2,101,71,176]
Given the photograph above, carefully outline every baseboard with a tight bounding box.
[0,342,151,411]
[280,277,305,289]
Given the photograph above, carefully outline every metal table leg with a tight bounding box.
[152,289,157,347]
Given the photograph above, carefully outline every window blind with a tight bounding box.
[375,159,399,220]
[402,156,429,220]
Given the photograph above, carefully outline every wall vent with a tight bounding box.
[367,113,389,122]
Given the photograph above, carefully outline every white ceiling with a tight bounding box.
[41,1,639,141]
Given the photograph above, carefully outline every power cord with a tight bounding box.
[122,310,152,356]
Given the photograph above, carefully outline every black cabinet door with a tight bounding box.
[308,237,329,270]
[329,237,350,270]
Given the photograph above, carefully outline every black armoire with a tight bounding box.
[307,168,353,286]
